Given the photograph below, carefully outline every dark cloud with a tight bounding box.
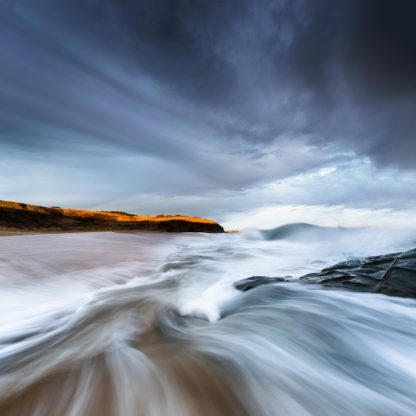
[0,0,415,218]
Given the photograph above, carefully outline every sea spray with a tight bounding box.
[0,229,415,415]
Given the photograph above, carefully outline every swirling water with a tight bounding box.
[0,228,415,416]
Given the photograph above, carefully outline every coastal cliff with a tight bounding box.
[0,200,224,233]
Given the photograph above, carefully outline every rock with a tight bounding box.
[300,252,399,291]
[376,249,416,297]
[234,276,287,292]
[234,248,416,299]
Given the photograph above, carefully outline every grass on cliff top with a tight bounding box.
[0,200,217,224]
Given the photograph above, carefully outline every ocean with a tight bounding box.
[0,227,415,415]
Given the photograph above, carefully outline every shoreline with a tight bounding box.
[0,228,233,237]
[0,229,173,237]
[0,230,119,237]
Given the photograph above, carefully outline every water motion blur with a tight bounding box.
[0,227,415,416]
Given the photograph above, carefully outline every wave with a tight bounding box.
[1,231,416,415]
[240,222,354,242]
[1,279,416,415]
[260,222,349,241]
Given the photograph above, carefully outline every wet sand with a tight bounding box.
[0,230,160,237]
[0,230,72,237]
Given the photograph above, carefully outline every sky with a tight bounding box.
[1,0,416,229]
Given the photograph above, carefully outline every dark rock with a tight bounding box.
[377,249,416,298]
[234,248,416,299]
[300,252,400,291]
[234,276,287,292]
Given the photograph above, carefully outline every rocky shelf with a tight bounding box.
[235,248,416,299]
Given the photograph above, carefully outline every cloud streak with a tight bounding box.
[1,0,415,225]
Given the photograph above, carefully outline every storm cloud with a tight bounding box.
[0,0,415,226]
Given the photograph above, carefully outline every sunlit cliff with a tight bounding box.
[0,200,224,233]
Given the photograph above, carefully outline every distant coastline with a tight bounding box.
[0,200,224,233]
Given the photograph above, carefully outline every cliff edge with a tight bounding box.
[0,200,224,233]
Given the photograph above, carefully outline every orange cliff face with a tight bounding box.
[0,200,224,233]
